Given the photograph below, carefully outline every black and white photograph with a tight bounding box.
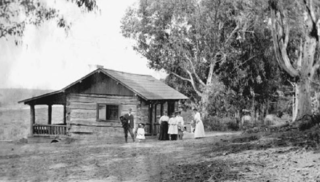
[1,0,320,181]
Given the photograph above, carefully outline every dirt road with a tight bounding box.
[0,132,319,182]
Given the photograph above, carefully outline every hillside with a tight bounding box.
[0,88,53,108]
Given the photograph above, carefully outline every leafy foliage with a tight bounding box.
[121,0,303,123]
[0,0,97,42]
[121,0,253,94]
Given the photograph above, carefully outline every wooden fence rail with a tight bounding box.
[33,124,68,136]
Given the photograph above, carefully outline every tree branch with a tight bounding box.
[303,0,317,23]
[170,71,203,97]
[311,62,320,79]
[186,70,203,97]
[206,54,219,86]
[270,5,299,77]
[297,38,303,70]
[185,54,206,87]
[230,54,262,73]
[224,24,239,46]
[170,72,191,82]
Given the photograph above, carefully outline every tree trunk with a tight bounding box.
[251,96,255,120]
[265,98,269,116]
[294,36,316,120]
[292,90,297,122]
[200,93,209,119]
[295,78,312,120]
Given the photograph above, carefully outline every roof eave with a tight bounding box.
[146,97,189,101]
[18,90,63,104]
[18,69,101,104]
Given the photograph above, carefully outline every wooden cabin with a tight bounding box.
[19,68,188,140]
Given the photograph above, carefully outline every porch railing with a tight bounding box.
[33,124,68,136]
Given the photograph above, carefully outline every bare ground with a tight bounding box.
[0,131,320,182]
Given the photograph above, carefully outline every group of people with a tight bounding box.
[158,110,184,140]
[158,108,205,141]
[119,108,146,143]
[119,108,206,143]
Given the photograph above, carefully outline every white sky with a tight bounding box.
[0,0,166,90]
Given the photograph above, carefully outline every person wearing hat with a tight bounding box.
[192,108,205,139]
[176,110,185,140]
[158,111,169,140]
[168,112,178,140]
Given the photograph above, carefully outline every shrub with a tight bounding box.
[203,116,239,131]
[226,121,240,131]
[298,114,320,131]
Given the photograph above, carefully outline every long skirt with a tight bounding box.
[158,121,169,140]
[194,120,206,138]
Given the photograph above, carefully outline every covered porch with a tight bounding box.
[19,91,68,137]
[144,99,181,136]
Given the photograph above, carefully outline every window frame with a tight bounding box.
[96,103,120,122]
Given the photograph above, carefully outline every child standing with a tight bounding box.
[176,111,185,140]
[136,123,146,142]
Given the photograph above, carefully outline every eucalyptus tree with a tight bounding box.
[217,7,293,119]
[269,0,320,120]
[121,0,257,116]
[0,0,97,42]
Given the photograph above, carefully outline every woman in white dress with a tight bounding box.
[168,113,178,140]
[193,108,205,139]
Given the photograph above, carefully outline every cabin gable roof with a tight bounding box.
[100,68,188,100]
[19,68,188,104]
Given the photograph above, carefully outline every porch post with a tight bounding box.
[48,104,52,125]
[154,103,157,136]
[149,103,153,135]
[30,104,35,136]
[168,101,175,116]
[63,104,67,125]
[160,102,164,116]
[172,101,175,112]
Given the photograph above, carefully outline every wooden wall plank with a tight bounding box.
[70,109,97,120]
[69,97,138,105]
[67,94,141,130]
[69,94,139,105]
[69,119,122,127]
[69,102,97,110]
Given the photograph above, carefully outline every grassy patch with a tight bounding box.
[164,160,241,182]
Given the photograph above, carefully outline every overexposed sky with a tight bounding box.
[0,0,166,90]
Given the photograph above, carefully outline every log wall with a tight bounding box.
[136,99,149,125]
[66,93,141,138]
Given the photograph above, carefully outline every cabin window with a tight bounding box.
[97,104,119,121]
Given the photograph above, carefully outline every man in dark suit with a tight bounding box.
[120,108,135,143]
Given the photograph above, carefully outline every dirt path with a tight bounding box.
[0,131,319,181]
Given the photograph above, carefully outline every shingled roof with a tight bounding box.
[101,68,188,100]
[19,68,188,103]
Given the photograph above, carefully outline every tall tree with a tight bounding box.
[269,0,320,120]
[0,0,97,42]
[121,0,256,116]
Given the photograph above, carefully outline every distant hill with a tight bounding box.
[0,88,53,108]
